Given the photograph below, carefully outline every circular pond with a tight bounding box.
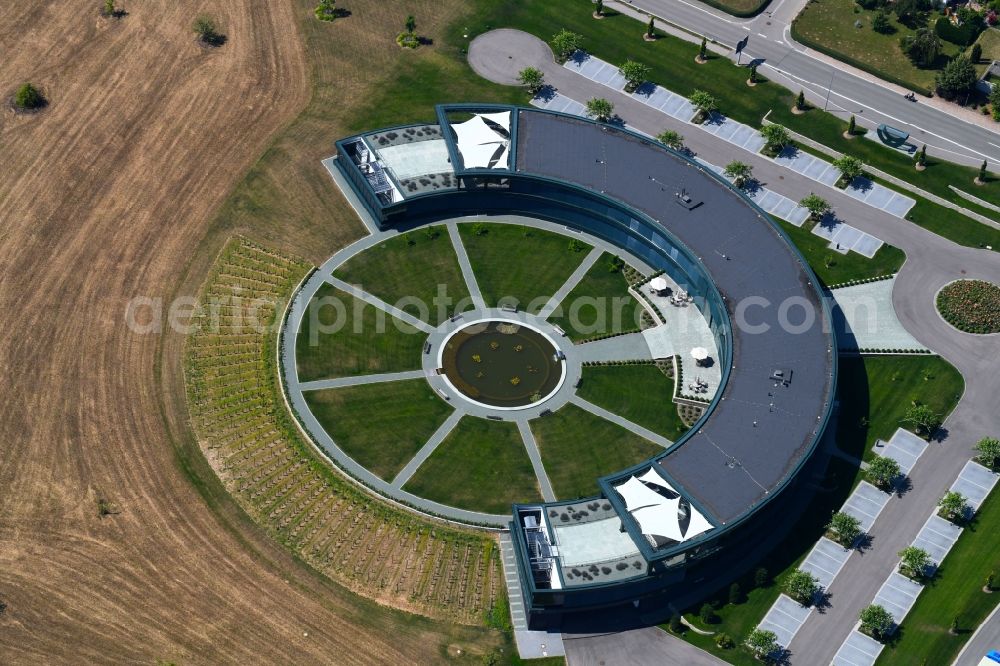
[440,320,564,409]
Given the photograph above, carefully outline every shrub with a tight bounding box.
[847,114,857,135]
[689,89,718,114]
[859,604,895,640]
[193,15,225,46]
[698,37,708,60]
[795,90,806,110]
[518,67,545,95]
[656,129,684,150]
[729,582,742,605]
[939,490,968,522]
[754,567,770,588]
[585,97,614,122]
[784,570,820,606]
[405,15,416,33]
[669,612,684,633]
[568,239,586,253]
[935,15,984,46]
[828,511,862,546]
[745,628,779,659]
[723,161,754,189]
[551,29,583,63]
[903,403,942,438]
[315,0,337,21]
[872,10,894,33]
[898,545,932,579]
[761,123,790,151]
[832,155,864,184]
[866,454,900,490]
[700,602,717,624]
[799,193,831,220]
[975,436,1000,468]
[937,280,1000,333]
[716,632,735,649]
[619,59,651,93]
[13,83,45,111]
[971,43,983,63]
[646,16,656,38]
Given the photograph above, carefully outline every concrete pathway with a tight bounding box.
[564,627,726,665]
[327,275,435,335]
[299,369,426,392]
[516,417,557,502]
[538,246,602,320]
[830,277,929,352]
[571,396,673,448]
[447,220,486,311]
[390,410,463,489]
[573,332,653,363]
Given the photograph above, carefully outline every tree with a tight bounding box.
[594,0,604,16]
[898,545,931,579]
[700,602,717,624]
[847,114,856,135]
[749,64,758,84]
[971,43,983,64]
[689,89,718,115]
[315,0,338,22]
[894,0,930,25]
[915,144,927,167]
[13,83,44,110]
[799,193,831,220]
[980,160,990,183]
[784,569,820,606]
[866,454,900,490]
[551,29,583,63]
[901,28,941,68]
[103,0,116,17]
[975,436,1000,468]
[872,10,894,34]
[405,15,416,33]
[656,129,684,150]
[745,628,779,660]
[859,604,895,640]
[716,632,735,649]
[950,616,960,635]
[698,37,708,61]
[986,571,995,592]
[936,56,977,100]
[832,155,864,184]
[585,97,614,122]
[903,403,942,438]
[760,124,790,152]
[193,15,224,46]
[754,567,770,588]
[795,90,807,111]
[939,490,968,522]
[992,87,1000,121]
[724,161,754,189]
[646,16,656,38]
[729,582,742,605]
[619,59,651,93]
[518,67,545,95]
[828,511,862,546]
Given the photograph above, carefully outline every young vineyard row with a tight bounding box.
[184,237,501,624]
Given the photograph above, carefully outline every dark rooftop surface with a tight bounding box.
[516,111,834,524]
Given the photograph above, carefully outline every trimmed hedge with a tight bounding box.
[791,23,933,97]
[934,16,984,47]
[695,0,772,19]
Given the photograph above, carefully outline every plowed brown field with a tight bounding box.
[0,1,504,663]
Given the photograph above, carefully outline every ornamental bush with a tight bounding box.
[936,280,1000,334]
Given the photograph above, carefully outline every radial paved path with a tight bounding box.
[470,28,1000,664]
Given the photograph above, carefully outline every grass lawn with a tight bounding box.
[974,28,1000,77]
[403,416,542,513]
[458,222,592,313]
[794,0,961,91]
[834,355,965,460]
[296,283,426,382]
[334,225,471,325]
[776,218,906,287]
[577,364,689,440]
[303,379,453,481]
[698,0,770,18]
[875,485,1000,665]
[547,252,643,341]
[531,403,663,499]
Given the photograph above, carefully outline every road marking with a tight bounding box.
[757,32,767,38]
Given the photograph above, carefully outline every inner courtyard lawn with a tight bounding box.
[793,0,962,91]
[403,416,542,513]
[835,355,965,459]
[295,283,425,382]
[547,252,644,341]
[303,379,453,481]
[457,223,593,314]
[776,219,906,287]
[875,484,1000,666]
[531,403,664,499]
[334,225,471,326]
[577,364,689,440]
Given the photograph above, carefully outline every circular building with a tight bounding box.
[282,104,836,628]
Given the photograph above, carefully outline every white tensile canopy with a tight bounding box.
[615,468,716,543]
[451,112,511,170]
[650,276,668,292]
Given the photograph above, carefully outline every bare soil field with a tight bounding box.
[0,1,505,663]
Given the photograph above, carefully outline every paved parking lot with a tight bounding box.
[811,217,884,258]
[876,428,928,476]
[911,513,962,570]
[841,481,892,533]
[872,571,923,623]
[831,629,885,666]
[758,594,813,648]
[950,460,999,512]
[800,537,852,590]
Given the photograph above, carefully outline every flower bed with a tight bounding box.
[936,279,1000,334]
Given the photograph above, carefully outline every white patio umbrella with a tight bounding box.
[650,276,668,293]
[690,347,709,361]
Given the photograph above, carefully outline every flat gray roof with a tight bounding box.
[516,111,834,524]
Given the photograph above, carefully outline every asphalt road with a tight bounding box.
[955,603,1000,665]
[470,29,1000,665]
[620,0,1000,168]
